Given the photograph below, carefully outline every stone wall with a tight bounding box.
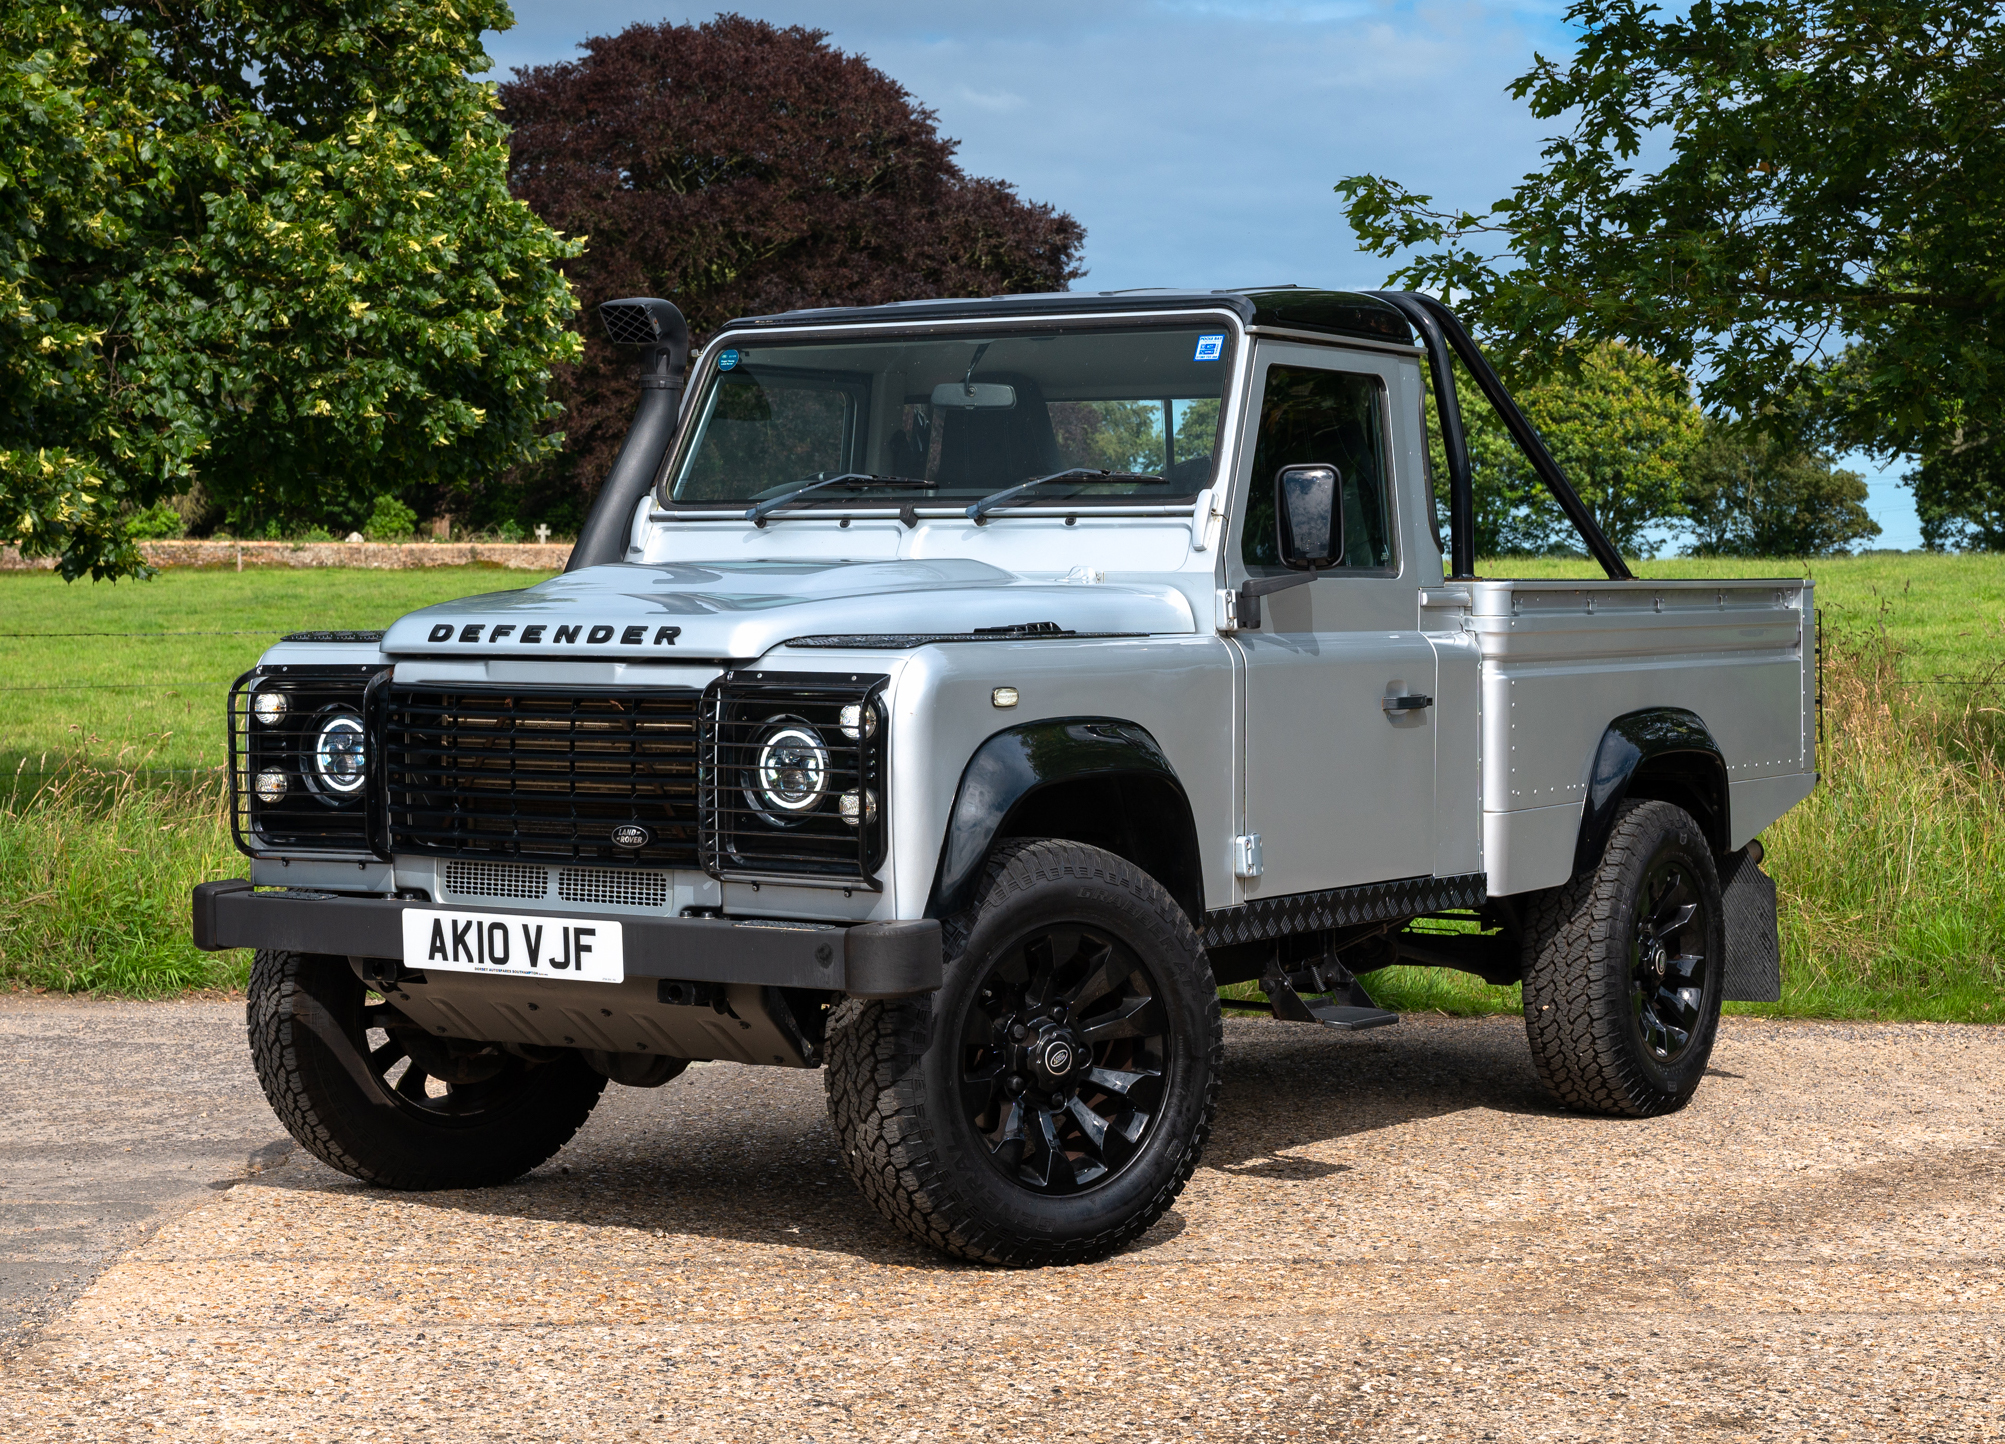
[0,540,572,572]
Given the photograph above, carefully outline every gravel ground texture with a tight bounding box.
[1,1006,2000,1442]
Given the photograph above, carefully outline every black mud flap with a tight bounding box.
[1719,847,1781,1003]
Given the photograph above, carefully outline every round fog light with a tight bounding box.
[838,702,878,740]
[838,789,878,827]
[252,691,288,726]
[254,768,289,803]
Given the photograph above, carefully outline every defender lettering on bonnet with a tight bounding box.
[423,622,681,647]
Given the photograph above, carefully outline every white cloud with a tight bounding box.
[950,83,1028,113]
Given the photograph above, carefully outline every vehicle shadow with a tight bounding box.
[1200,1013,1560,1179]
[258,1015,1563,1267]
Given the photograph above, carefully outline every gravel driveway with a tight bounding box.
[2,1000,2000,1442]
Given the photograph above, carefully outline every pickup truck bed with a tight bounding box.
[1447,578,1815,896]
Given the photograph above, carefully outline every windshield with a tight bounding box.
[665,324,1234,510]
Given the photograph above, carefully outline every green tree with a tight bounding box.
[1174,399,1220,464]
[1339,0,2004,546]
[1683,421,1879,557]
[0,1,581,579]
[1428,342,1702,556]
[1910,439,2005,551]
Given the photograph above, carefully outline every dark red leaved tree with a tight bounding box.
[500,14,1087,518]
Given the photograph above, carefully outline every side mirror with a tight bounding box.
[1275,463,1343,570]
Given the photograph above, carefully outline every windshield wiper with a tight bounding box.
[746,473,935,526]
[965,468,1167,525]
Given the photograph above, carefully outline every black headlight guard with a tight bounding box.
[700,671,890,887]
[228,665,392,860]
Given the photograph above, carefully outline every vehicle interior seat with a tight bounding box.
[933,374,1060,492]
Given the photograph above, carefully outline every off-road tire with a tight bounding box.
[825,840,1223,1266]
[247,949,606,1189]
[1520,799,1726,1117]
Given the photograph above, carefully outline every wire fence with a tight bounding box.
[8,765,227,776]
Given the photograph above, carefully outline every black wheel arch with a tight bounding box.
[1573,707,1730,879]
[924,718,1204,924]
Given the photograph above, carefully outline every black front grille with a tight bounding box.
[229,667,385,858]
[382,687,701,867]
[701,671,889,884]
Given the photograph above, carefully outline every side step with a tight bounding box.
[1260,967,1400,1032]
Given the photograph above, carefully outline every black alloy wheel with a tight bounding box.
[959,923,1170,1194]
[1628,857,1713,1063]
[825,839,1221,1267]
[359,997,539,1123]
[248,949,606,1189]
[1520,799,1726,1118]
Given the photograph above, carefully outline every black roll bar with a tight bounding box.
[1366,291,1632,582]
[1367,292,1475,578]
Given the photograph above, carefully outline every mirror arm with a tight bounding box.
[1235,568,1327,628]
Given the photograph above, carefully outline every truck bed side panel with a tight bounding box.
[1471,579,1813,896]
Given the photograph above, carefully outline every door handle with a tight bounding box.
[1381,693,1433,714]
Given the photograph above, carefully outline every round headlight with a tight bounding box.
[748,717,829,820]
[252,690,288,727]
[254,768,289,803]
[310,714,368,797]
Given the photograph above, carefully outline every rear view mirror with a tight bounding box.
[930,381,1018,410]
[1275,463,1342,570]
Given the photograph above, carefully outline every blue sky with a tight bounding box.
[487,1,1921,549]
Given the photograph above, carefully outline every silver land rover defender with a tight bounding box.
[194,288,1813,1266]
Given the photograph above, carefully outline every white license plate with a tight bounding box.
[401,908,624,984]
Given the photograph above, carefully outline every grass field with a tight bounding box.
[3,556,2004,1019]
[1,567,560,779]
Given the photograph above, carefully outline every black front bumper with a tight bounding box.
[191,880,941,998]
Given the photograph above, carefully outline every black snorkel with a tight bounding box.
[565,298,691,573]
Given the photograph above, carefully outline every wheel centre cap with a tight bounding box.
[1041,1039,1075,1075]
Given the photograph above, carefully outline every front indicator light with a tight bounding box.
[838,789,878,827]
[252,691,288,726]
[255,769,289,803]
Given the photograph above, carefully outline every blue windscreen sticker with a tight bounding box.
[1193,334,1225,362]
[718,348,740,371]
